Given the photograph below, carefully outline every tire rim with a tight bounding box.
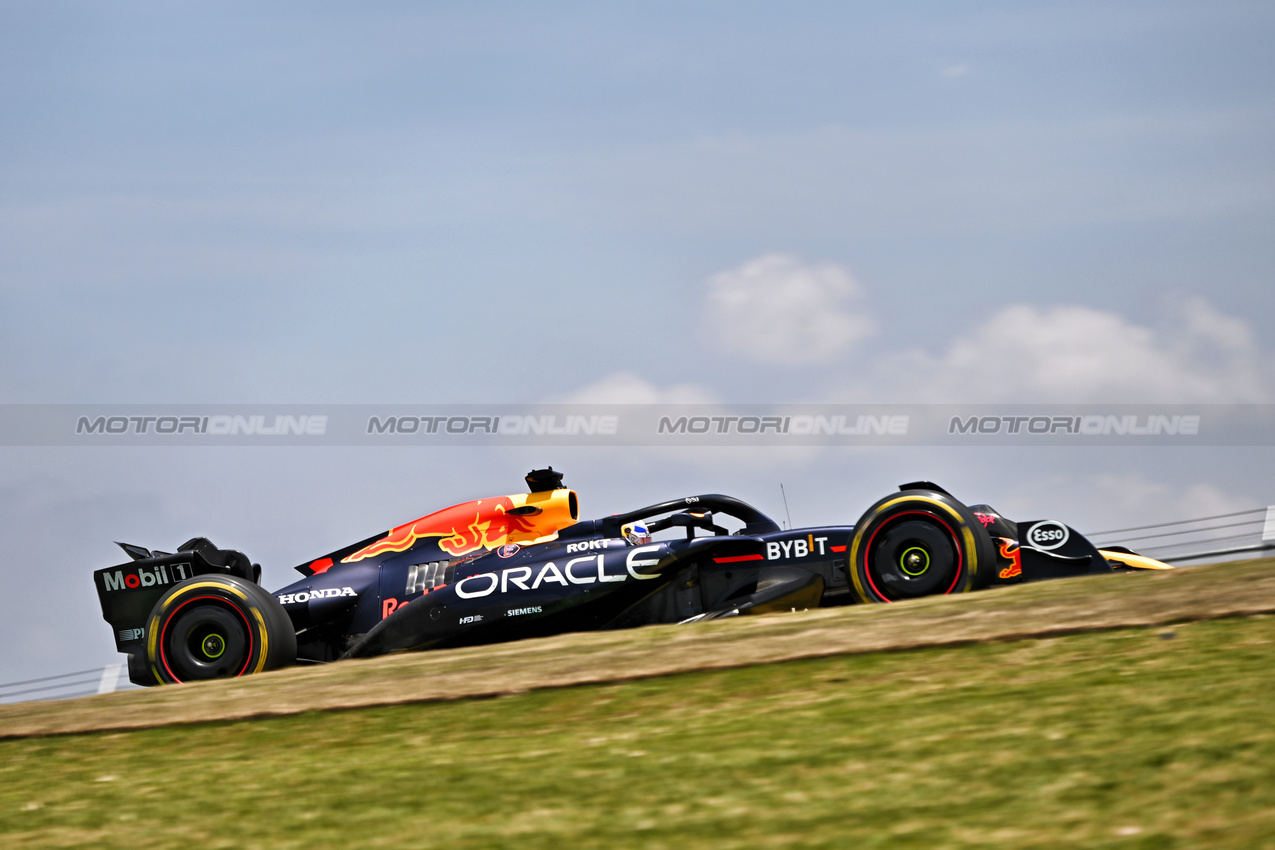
[863,511,963,602]
[159,597,254,682]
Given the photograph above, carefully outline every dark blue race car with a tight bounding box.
[94,468,1171,686]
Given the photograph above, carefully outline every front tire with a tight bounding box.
[144,575,296,685]
[847,490,994,603]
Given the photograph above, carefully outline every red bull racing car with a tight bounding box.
[93,469,1172,687]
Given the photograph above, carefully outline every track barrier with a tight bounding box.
[1087,505,1275,564]
[0,663,138,705]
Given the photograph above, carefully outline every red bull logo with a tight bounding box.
[996,538,1022,580]
[342,490,578,564]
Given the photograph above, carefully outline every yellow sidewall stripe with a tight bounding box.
[250,608,269,673]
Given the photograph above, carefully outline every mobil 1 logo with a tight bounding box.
[99,562,190,593]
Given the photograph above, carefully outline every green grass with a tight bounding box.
[3,616,1274,849]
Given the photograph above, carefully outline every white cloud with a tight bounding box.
[1085,473,1259,525]
[703,254,873,365]
[941,64,970,78]
[559,371,717,404]
[875,299,1272,402]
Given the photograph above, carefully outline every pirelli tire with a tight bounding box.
[144,574,296,685]
[847,489,995,604]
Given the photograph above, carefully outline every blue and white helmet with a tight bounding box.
[622,522,651,546]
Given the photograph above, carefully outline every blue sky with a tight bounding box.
[1,2,1272,683]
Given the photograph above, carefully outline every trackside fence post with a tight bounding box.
[95,663,123,695]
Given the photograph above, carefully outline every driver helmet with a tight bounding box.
[622,522,651,546]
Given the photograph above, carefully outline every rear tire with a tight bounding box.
[145,575,296,685]
[847,490,994,603]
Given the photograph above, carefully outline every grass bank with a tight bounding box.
[2,614,1274,848]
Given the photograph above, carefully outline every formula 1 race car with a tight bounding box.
[94,469,1172,686]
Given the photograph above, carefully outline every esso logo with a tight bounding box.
[1027,521,1069,551]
